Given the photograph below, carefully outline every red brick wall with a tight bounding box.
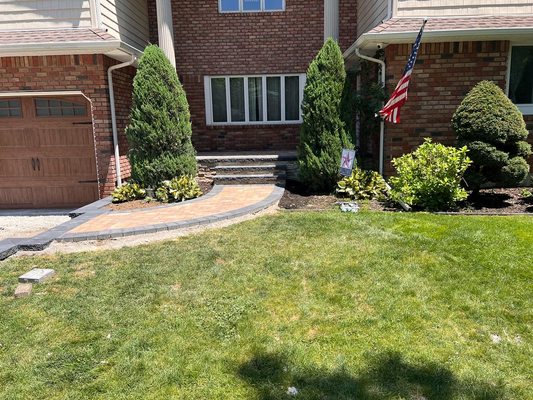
[0,54,134,197]
[339,0,357,52]
[381,40,533,175]
[149,0,326,151]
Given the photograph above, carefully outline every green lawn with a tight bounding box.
[0,211,531,399]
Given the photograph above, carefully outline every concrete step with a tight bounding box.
[214,173,286,185]
[197,152,297,166]
[214,164,285,175]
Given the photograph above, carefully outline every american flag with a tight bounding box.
[379,19,427,124]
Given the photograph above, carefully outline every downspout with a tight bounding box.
[355,48,386,176]
[108,55,136,187]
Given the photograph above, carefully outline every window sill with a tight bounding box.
[207,121,302,127]
[517,104,533,115]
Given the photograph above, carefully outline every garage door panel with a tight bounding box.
[0,96,99,209]
[40,157,97,178]
[37,127,94,147]
[0,128,38,148]
[0,188,33,208]
[0,158,35,178]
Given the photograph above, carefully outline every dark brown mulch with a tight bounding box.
[106,178,214,212]
[458,188,533,214]
[280,180,533,214]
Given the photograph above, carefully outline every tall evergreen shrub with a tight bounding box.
[451,81,531,190]
[126,45,197,188]
[298,38,351,192]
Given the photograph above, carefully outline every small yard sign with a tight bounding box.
[339,149,356,176]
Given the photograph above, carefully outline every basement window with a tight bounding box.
[508,45,533,114]
[219,0,284,12]
[0,99,22,117]
[205,74,305,125]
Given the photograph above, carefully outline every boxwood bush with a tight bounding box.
[451,81,531,190]
[389,139,471,211]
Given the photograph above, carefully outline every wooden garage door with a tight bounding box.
[0,96,99,209]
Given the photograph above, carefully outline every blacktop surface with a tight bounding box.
[0,184,285,261]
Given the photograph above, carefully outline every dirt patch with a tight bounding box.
[105,179,214,212]
[279,180,338,210]
[458,188,533,214]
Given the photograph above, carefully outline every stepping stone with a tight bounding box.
[18,268,55,284]
[14,283,32,298]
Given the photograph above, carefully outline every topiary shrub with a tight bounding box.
[298,38,352,192]
[389,139,472,211]
[336,166,387,200]
[155,176,202,203]
[126,45,197,188]
[451,80,531,190]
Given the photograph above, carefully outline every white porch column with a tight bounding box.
[156,0,176,68]
[324,0,339,41]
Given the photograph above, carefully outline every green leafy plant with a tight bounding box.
[336,167,387,200]
[298,38,352,192]
[112,182,146,203]
[155,176,202,203]
[126,45,197,188]
[452,81,531,191]
[389,139,472,211]
[520,188,532,199]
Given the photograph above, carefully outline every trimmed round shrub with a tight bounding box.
[389,139,472,211]
[126,45,197,188]
[451,81,531,189]
[298,38,352,192]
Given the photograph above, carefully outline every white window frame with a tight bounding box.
[506,44,533,115]
[205,74,306,126]
[219,0,285,13]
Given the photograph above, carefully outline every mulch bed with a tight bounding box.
[106,178,214,212]
[279,180,533,214]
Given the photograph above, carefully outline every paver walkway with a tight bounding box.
[0,184,284,260]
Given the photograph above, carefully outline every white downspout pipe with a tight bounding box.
[108,55,136,187]
[355,48,386,176]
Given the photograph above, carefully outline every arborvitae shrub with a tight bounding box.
[451,81,531,190]
[126,45,197,188]
[298,38,352,192]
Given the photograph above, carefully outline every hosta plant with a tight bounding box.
[336,167,387,200]
[112,182,146,203]
[155,176,202,203]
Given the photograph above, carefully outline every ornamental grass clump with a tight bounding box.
[452,81,531,191]
[298,38,352,192]
[126,45,197,188]
[389,139,471,211]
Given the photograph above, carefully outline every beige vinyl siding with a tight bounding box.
[358,0,388,37]
[396,0,533,17]
[99,0,149,51]
[0,0,92,30]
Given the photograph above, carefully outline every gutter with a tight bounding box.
[108,54,136,187]
[354,49,386,177]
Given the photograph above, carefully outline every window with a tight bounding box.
[0,99,22,118]
[205,74,305,125]
[508,45,533,114]
[220,0,284,12]
[35,98,87,117]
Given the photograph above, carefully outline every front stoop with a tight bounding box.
[197,151,297,185]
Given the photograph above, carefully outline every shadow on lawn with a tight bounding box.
[238,351,505,400]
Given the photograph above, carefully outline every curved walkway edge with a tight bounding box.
[0,184,284,260]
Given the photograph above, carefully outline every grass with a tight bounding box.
[0,211,531,399]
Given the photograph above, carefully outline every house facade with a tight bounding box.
[347,0,533,175]
[0,0,532,208]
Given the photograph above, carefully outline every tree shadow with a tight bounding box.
[468,191,513,210]
[237,350,506,400]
